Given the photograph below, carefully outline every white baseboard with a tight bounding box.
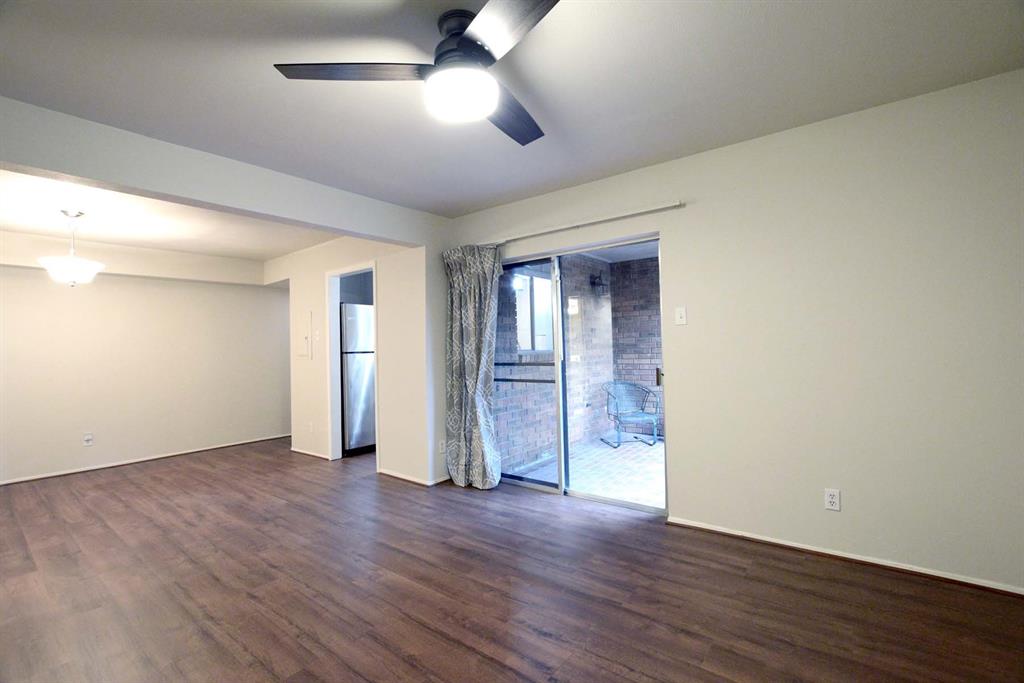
[0,434,292,486]
[377,468,449,487]
[666,516,1023,596]
[290,447,331,460]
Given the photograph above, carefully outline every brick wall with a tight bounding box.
[492,271,558,473]
[610,257,664,437]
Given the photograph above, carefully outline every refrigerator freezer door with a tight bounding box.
[342,352,376,451]
[341,304,375,353]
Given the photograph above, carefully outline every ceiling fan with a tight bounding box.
[275,0,559,146]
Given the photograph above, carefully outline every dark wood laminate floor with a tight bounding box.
[1,439,1021,682]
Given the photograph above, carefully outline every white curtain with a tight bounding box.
[443,245,503,489]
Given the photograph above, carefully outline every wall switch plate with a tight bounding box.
[824,488,841,511]
[674,306,687,325]
[83,433,94,447]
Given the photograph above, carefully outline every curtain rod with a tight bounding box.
[482,200,686,248]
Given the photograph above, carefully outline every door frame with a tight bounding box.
[494,257,567,493]
[499,235,668,514]
[325,263,378,462]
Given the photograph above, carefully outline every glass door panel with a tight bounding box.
[494,260,561,488]
[558,245,666,509]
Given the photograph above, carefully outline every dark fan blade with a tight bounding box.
[488,84,543,145]
[464,0,559,61]
[274,63,432,81]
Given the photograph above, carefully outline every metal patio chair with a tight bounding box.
[600,381,660,448]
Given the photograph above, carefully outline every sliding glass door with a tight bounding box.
[493,242,667,512]
[493,259,564,488]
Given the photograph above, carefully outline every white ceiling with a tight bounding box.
[0,170,337,260]
[0,1,1021,218]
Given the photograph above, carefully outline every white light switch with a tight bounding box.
[674,306,687,325]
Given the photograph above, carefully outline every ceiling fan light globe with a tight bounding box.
[424,67,499,123]
[37,254,105,287]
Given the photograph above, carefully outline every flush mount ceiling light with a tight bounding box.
[37,210,105,287]
[274,0,559,145]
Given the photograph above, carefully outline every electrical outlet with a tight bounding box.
[83,432,94,447]
[824,488,841,511]
[438,439,446,453]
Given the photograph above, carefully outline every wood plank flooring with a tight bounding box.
[1,438,1021,682]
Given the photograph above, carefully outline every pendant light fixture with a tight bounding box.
[37,210,105,287]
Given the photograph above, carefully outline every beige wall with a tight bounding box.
[0,91,453,486]
[0,227,449,487]
[0,265,290,483]
[263,236,449,484]
[452,70,1024,591]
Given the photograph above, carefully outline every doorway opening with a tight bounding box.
[493,239,666,511]
[561,241,665,509]
[328,267,376,461]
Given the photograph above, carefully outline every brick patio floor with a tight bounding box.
[507,436,665,509]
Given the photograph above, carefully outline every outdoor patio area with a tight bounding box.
[509,437,666,509]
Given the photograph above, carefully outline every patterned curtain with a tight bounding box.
[443,245,503,489]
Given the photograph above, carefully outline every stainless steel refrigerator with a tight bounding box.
[340,303,376,453]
